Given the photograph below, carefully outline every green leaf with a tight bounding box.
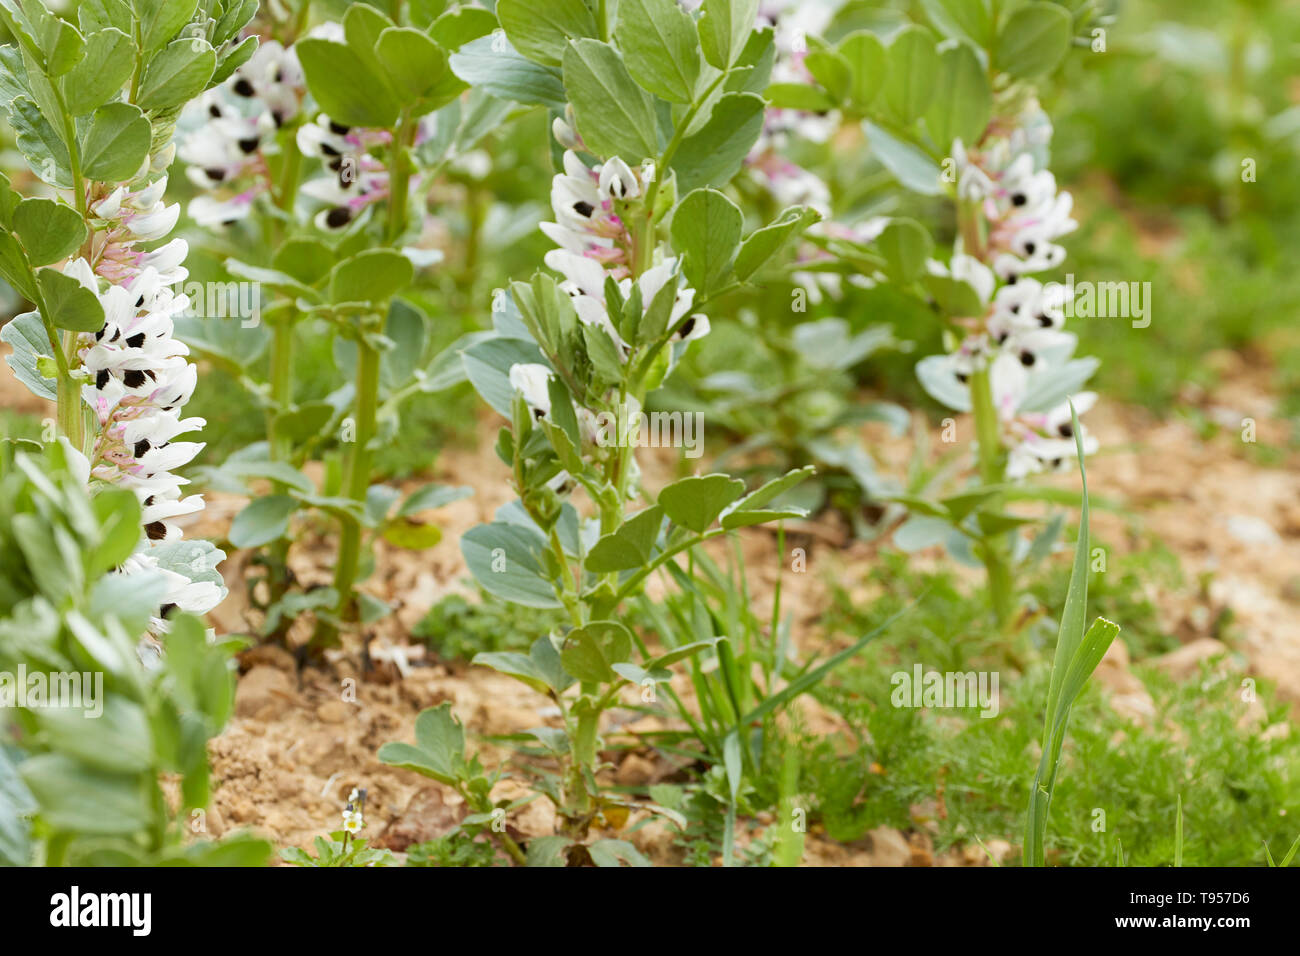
[476,635,575,696]
[725,465,815,513]
[271,238,334,285]
[377,702,466,786]
[876,217,933,282]
[398,483,473,517]
[36,267,104,332]
[11,197,86,266]
[670,91,764,192]
[763,82,834,112]
[461,521,560,608]
[861,119,943,195]
[922,272,985,316]
[88,487,143,576]
[137,0,200,53]
[296,37,400,128]
[697,0,759,70]
[8,96,72,188]
[804,49,851,103]
[461,336,547,417]
[375,26,454,107]
[61,27,134,115]
[430,6,497,51]
[616,0,701,103]
[497,0,597,68]
[211,33,257,86]
[996,2,1071,79]
[13,1,85,76]
[1,311,56,400]
[926,43,991,150]
[658,473,745,532]
[329,249,414,305]
[560,620,634,683]
[449,34,566,110]
[882,25,939,124]
[228,494,297,548]
[77,0,132,35]
[36,697,153,774]
[0,748,34,866]
[526,834,571,867]
[733,205,821,281]
[837,30,886,109]
[921,0,993,48]
[562,38,660,162]
[585,505,664,574]
[136,38,216,111]
[671,187,742,296]
[79,101,151,182]
[20,754,150,835]
[380,518,443,550]
[589,838,652,867]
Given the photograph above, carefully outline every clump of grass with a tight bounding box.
[800,542,1298,865]
[413,589,565,662]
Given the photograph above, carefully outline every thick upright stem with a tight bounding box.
[326,334,381,635]
[970,365,1013,626]
[267,319,294,460]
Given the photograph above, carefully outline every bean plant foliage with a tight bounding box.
[10,0,1278,875]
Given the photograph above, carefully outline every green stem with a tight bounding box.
[267,319,294,459]
[970,365,1013,626]
[326,332,381,636]
[386,111,415,244]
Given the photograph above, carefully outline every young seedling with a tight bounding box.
[1023,402,1120,867]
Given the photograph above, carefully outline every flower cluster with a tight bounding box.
[505,149,714,494]
[920,103,1098,479]
[180,40,306,226]
[74,157,222,628]
[542,153,709,349]
[744,0,837,214]
[295,114,394,232]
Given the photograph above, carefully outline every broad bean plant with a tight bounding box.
[0,440,268,865]
[0,0,252,644]
[376,0,911,866]
[175,0,510,648]
[743,0,1111,626]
